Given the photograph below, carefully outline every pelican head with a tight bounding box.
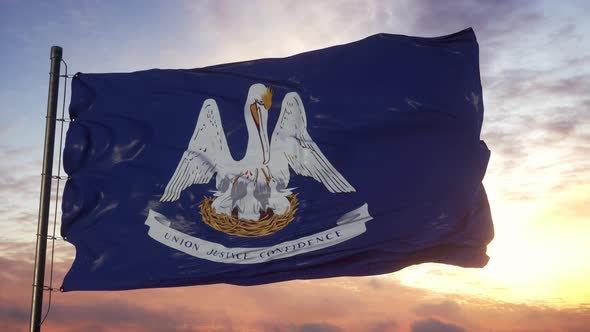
[245,84,272,164]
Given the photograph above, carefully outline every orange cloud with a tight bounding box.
[2,256,589,332]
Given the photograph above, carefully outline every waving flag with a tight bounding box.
[61,28,493,291]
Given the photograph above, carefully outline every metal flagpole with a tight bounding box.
[29,46,63,332]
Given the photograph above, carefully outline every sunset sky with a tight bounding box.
[1,1,590,331]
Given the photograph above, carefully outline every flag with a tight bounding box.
[61,28,493,291]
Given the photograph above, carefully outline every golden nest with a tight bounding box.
[199,194,298,237]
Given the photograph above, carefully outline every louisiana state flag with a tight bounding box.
[61,28,493,291]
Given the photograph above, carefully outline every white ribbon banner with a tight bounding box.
[145,204,372,264]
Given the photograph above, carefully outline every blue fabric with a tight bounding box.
[61,28,493,291]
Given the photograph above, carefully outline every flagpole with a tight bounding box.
[29,46,63,332]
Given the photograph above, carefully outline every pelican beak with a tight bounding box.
[250,102,271,164]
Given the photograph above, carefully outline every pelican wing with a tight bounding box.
[161,99,232,202]
[270,92,355,193]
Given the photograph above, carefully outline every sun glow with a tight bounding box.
[394,184,590,307]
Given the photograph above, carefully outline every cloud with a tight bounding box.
[481,93,590,204]
[179,0,395,67]
[0,138,69,246]
[402,0,538,35]
[453,1,590,207]
[566,55,590,67]
[368,319,399,332]
[485,68,590,104]
[412,300,462,321]
[45,300,205,332]
[411,318,466,332]
[0,304,29,325]
[297,323,344,332]
[366,277,387,290]
[176,0,550,72]
[2,254,590,332]
[0,242,36,262]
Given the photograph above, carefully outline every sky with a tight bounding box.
[1,0,589,331]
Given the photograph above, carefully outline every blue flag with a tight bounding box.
[61,28,493,291]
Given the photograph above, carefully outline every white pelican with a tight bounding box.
[160,83,355,221]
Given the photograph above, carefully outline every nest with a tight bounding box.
[199,194,298,237]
